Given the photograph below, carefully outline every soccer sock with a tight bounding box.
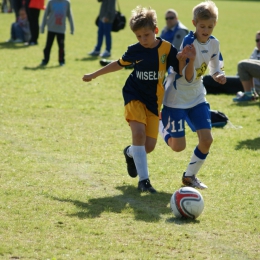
[159,120,171,145]
[131,145,149,181]
[126,145,133,158]
[244,91,252,96]
[185,146,208,176]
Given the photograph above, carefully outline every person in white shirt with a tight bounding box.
[159,0,226,190]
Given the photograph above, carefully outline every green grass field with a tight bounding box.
[0,0,260,259]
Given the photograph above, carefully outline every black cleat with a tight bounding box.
[138,179,157,193]
[123,146,137,178]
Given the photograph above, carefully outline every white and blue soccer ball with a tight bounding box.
[170,187,204,219]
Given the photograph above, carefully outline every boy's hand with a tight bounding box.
[181,44,196,61]
[82,73,95,82]
[213,73,226,84]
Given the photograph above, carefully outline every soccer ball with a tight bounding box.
[170,187,204,219]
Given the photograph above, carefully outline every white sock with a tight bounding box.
[185,147,208,176]
[131,145,149,181]
[159,120,171,144]
[126,145,133,158]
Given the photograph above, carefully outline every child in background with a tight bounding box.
[7,7,31,43]
[40,0,74,66]
[160,0,226,189]
[83,6,182,193]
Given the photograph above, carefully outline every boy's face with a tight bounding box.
[192,18,216,43]
[134,27,158,48]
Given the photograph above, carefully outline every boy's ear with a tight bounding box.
[192,20,196,27]
[155,27,159,34]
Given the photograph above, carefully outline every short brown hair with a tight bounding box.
[129,6,157,32]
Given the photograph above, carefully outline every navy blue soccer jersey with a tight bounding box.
[118,37,179,116]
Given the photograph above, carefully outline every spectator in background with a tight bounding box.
[7,7,31,43]
[88,0,116,58]
[233,31,260,102]
[12,0,23,20]
[40,0,74,66]
[160,9,189,51]
[1,0,13,13]
[26,0,45,45]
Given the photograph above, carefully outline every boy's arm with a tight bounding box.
[179,44,196,81]
[67,3,74,34]
[82,61,123,82]
[40,3,49,33]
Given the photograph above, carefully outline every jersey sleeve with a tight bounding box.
[167,45,179,74]
[118,45,136,67]
[208,40,224,75]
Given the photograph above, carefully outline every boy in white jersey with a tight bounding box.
[160,0,226,189]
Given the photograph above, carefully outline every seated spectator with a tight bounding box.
[7,7,31,43]
[233,31,260,102]
[160,9,189,51]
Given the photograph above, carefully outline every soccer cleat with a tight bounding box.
[88,50,100,56]
[99,59,112,66]
[182,172,208,189]
[233,93,254,102]
[138,179,157,193]
[123,146,137,178]
[99,50,111,58]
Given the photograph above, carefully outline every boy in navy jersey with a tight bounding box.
[160,0,226,189]
[83,6,181,193]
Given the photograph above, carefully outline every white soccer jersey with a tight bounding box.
[163,31,224,109]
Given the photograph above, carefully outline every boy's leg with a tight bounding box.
[182,103,212,189]
[129,121,156,193]
[43,31,55,64]
[124,101,157,193]
[161,105,186,152]
[56,32,65,65]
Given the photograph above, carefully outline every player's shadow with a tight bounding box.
[232,101,260,107]
[50,185,200,224]
[75,56,99,62]
[235,136,260,150]
[0,41,28,49]
[23,65,61,70]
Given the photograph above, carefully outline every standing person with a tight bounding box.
[27,0,45,45]
[160,0,226,189]
[12,0,23,19]
[40,0,74,66]
[160,9,189,51]
[83,6,182,193]
[88,0,116,58]
[7,7,31,43]
[233,31,260,102]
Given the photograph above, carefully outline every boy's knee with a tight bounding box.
[201,136,213,149]
[170,143,186,152]
[146,146,155,154]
